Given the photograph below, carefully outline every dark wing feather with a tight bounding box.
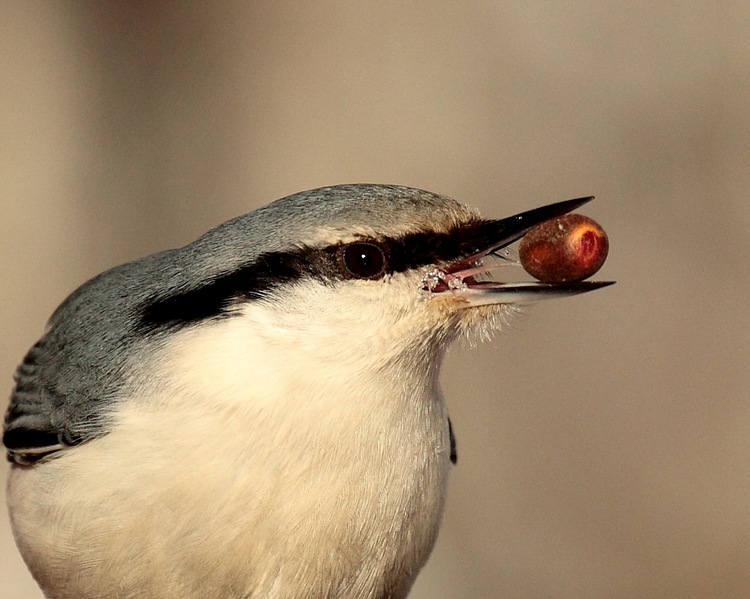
[4,341,69,464]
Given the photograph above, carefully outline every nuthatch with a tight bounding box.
[4,184,612,598]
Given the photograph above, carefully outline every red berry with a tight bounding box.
[519,214,609,283]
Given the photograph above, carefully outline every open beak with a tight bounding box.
[422,196,615,306]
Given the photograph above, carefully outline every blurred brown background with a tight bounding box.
[2,2,750,598]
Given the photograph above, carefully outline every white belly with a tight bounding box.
[8,383,451,599]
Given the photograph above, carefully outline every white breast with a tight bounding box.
[8,310,453,599]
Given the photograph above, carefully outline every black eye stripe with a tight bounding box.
[137,218,496,333]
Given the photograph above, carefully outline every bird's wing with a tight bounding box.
[3,332,111,465]
[4,343,67,464]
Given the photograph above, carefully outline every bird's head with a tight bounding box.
[129,184,611,396]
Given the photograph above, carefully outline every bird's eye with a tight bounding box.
[341,242,387,279]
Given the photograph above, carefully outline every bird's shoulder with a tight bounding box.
[4,337,83,464]
[3,257,165,465]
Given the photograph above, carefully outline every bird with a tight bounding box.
[4,184,612,599]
